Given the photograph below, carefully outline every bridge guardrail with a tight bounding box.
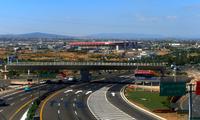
[6,62,167,67]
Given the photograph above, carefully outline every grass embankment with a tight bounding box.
[125,88,170,111]
[125,88,188,120]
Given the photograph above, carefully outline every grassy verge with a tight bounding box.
[125,88,170,111]
[26,100,40,120]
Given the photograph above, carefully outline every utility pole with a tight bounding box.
[37,73,40,98]
[188,84,193,120]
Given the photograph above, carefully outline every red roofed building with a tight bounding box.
[69,42,115,46]
[68,41,137,51]
[134,70,159,77]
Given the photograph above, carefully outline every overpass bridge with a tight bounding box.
[5,62,166,70]
[1,62,167,81]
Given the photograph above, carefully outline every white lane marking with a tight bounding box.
[19,93,25,97]
[58,110,60,114]
[0,109,3,112]
[61,98,63,101]
[7,97,13,100]
[73,103,75,107]
[20,108,29,120]
[75,90,83,94]
[58,103,61,106]
[21,97,26,101]
[1,84,46,99]
[111,92,115,97]
[74,98,77,101]
[1,91,22,98]
[74,111,77,115]
[85,91,92,95]
[64,89,73,93]
[31,84,46,89]
[11,102,15,106]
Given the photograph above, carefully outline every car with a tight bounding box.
[63,77,77,83]
[0,99,6,106]
[24,86,32,92]
[68,77,77,81]
[58,80,63,84]
[45,80,52,84]
[39,80,46,84]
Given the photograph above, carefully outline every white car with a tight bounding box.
[68,77,74,81]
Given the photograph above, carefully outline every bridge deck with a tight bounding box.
[5,62,167,70]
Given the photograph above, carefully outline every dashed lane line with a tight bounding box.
[11,102,15,106]
[9,98,34,120]
[74,111,77,115]
[40,89,64,120]
[7,97,13,101]
[20,97,26,101]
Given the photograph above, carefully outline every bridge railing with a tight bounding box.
[6,62,167,67]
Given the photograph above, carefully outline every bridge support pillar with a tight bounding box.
[3,74,8,80]
[28,69,30,76]
[2,65,9,80]
[80,70,91,81]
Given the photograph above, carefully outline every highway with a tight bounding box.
[40,75,160,120]
[106,84,156,120]
[0,84,67,120]
[41,82,104,120]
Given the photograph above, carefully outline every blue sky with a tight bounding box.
[0,0,200,36]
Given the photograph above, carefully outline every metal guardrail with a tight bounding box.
[6,62,167,67]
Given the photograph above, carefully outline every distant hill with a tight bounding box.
[1,32,198,40]
[0,32,74,39]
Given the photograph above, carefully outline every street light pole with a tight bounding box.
[188,84,193,120]
[37,73,40,98]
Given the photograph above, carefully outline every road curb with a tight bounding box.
[87,87,100,120]
[120,85,167,120]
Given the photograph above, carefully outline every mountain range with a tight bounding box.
[0,32,73,39]
[0,32,199,40]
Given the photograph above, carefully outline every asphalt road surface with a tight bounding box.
[0,84,67,120]
[41,75,160,120]
[107,84,156,120]
[41,82,105,120]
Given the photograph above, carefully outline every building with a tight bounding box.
[69,41,138,51]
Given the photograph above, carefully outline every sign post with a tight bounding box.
[160,82,186,96]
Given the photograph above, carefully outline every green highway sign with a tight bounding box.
[160,82,186,96]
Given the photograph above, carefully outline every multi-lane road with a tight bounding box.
[0,84,67,120]
[0,75,161,120]
[41,83,98,120]
[40,76,159,120]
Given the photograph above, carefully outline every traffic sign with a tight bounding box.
[196,81,200,95]
[160,82,186,96]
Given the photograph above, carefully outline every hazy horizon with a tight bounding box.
[1,0,200,37]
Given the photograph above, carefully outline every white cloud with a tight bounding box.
[135,15,160,22]
[166,16,177,21]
